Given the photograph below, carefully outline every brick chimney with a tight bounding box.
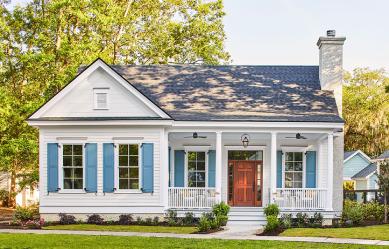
[317,30,346,115]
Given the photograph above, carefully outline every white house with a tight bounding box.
[27,31,345,225]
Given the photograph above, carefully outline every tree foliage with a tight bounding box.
[343,68,389,157]
[376,160,389,223]
[0,0,229,206]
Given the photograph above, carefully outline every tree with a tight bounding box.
[376,160,389,223]
[0,0,230,206]
[343,68,389,157]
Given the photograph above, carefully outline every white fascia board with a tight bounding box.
[27,119,173,127]
[171,121,344,129]
[29,59,170,120]
[343,150,372,164]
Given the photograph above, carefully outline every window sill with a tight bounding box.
[58,190,87,194]
[113,189,143,194]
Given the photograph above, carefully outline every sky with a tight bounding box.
[223,0,389,71]
[8,0,389,71]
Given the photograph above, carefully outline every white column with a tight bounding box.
[327,133,334,211]
[270,132,277,203]
[215,131,222,203]
[162,130,169,209]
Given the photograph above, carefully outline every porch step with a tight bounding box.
[227,207,267,226]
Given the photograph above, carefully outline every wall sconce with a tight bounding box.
[241,134,250,148]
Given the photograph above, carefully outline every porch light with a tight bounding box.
[241,134,250,148]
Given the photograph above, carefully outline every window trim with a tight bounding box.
[114,142,142,193]
[58,142,86,193]
[282,151,306,188]
[93,88,109,110]
[184,149,208,188]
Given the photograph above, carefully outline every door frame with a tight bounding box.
[228,160,263,207]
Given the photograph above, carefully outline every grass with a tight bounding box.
[43,224,197,234]
[0,234,385,249]
[281,224,389,241]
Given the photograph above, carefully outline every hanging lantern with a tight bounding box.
[241,134,250,148]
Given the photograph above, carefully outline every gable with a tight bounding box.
[344,154,371,178]
[29,59,170,120]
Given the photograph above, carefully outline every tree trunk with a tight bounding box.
[385,192,388,224]
[8,170,16,208]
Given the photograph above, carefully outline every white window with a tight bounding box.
[187,151,206,187]
[118,144,140,190]
[62,144,83,189]
[284,152,303,188]
[93,88,109,109]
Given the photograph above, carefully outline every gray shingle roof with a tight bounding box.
[344,151,357,161]
[376,150,389,160]
[352,163,377,179]
[83,64,343,122]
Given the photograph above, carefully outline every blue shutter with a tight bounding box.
[103,143,115,193]
[306,151,317,188]
[277,151,283,188]
[142,143,154,193]
[208,150,216,187]
[47,143,59,192]
[174,150,185,187]
[85,143,98,192]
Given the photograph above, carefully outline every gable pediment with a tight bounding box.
[29,59,170,120]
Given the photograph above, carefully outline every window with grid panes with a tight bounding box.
[118,144,139,189]
[284,152,303,188]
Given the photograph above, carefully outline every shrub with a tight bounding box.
[118,214,133,225]
[58,213,76,225]
[197,214,211,232]
[152,216,160,225]
[212,202,230,216]
[13,206,38,222]
[87,214,104,225]
[362,201,384,222]
[25,218,45,229]
[216,215,228,227]
[144,217,153,225]
[182,212,196,226]
[165,209,178,226]
[136,216,143,225]
[265,215,280,232]
[295,212,309,228]
[264,204,280,217]
[0,189,9,207]
[280,213,292,229]
[309,212,323,227]
[342,200,364,225]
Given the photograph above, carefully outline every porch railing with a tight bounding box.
[168,187,217,209]
[275,188,327,210]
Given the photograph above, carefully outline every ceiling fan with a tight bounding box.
[184,132,207,139]
[285,133,307,139]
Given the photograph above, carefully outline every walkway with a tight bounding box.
[0,228,388,246]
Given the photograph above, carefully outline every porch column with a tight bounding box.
[215,131,222,203]
[162,130,169,209]
[270,132,277,203]
[327,133,334,211]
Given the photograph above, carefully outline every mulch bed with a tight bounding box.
[194,227,224,234]
[257,228,284,236]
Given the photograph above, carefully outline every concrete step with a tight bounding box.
[228,211,265,217]
[228,216,265,222]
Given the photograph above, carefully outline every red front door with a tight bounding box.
[233,161,257,206]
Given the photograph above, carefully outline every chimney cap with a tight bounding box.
[327,30,336,37]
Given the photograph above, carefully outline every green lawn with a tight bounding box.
[0,234,384,249]
[44,224,197,234]
[281,224,389,241]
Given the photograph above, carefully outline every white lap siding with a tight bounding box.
[39,126,164,215]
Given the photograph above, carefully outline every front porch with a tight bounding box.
[166,130,336,212]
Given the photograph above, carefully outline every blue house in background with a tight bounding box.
[344,150,378,201]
